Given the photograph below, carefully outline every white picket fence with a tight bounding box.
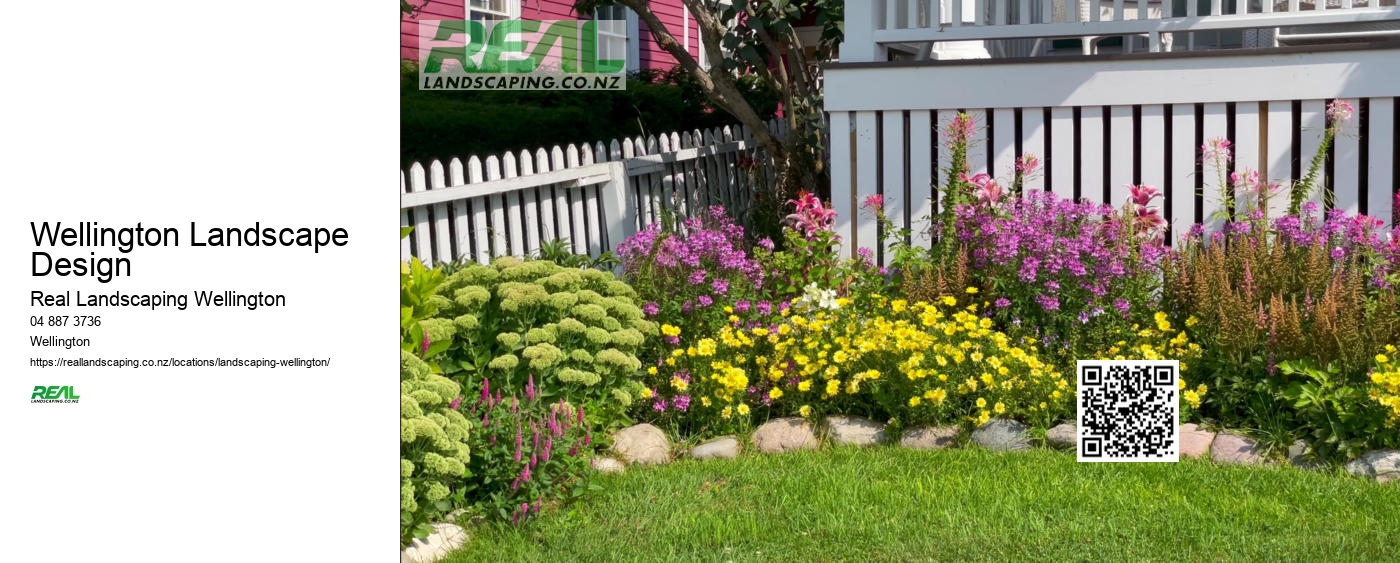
[826,22,1400,264]
[401,120,786,266]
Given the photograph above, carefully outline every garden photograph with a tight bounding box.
[398,1,1400,561]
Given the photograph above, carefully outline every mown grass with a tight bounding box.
[446,447,1400,562]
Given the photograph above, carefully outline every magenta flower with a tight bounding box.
[449,396,462,411]
[1015,153,1040,175]
[421,332,430,357]
[642,302,660,316]
[784,191,837,239]
[1202,137,1233,163]
[862,194,885,212]
[1327,99,1355,123]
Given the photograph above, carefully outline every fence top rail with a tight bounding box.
[401,162,614,210]
[824,37,1400,68]
[871,6,1400,43]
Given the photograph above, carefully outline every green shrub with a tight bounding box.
[461,376,594,524]
[400,350,472,547]
[400,252,473,546]
[433,257,654,432]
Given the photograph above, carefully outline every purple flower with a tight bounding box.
[756,301,772,316]
[757,237,774,251]
[688,270,708,285]
[671,395,691,411]
[712,279,729,295]
[642,302,660,316]
[734,300,751,313]
[1114,298,1130,314]
[994,298,1011,309]
[698,295,713,307]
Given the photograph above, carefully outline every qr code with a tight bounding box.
[1076,360,1179,462]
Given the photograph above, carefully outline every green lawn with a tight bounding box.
[447,447,1400,562]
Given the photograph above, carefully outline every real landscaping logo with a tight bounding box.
[418,19,627,91]
[31,385,80,403]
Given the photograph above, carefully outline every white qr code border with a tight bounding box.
[1076,360,1180,463]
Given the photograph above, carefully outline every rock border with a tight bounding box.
[602,420,1397,485]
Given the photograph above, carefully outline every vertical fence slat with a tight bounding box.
[1334,99,1361,213]
[429,161,454,264]
[501,154,524,257]
[855,111,880,259]
[1022,108,1046,192]
[485,156,507,258]
[831,112,854,257]
[400,172,412,261]
[448,159,469,262]
[1170,103,1197,241]
[910,110,935,247]
[467,157,490,265]
[1369,98,1395,225]
[1080,106,1106,206]
[561,147,586,255]
[967,109,990,176]
[550,147,573,252]
[1140,105,1166,194]
[1109,105,1135,207]
[1201,103,1229,230]
[1265,101,1294,219]
[407,163,434,265]
[1233,102,1262,220]
[518,151,540,257]
[1050,107,1075,201]
[992,108,1017,181]
[883,111,907,266]
[1299,100,1327,208]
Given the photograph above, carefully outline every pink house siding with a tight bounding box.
[401,1,701,73]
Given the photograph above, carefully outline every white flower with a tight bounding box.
[797,283,840,311]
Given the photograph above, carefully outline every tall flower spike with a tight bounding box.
[525,373,537,401]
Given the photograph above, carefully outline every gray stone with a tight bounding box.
[1345,450,1400,484]
[612,423,671,465]
[900,426,960,450]
[1286,439,1327,470]
[1179,423,1216,459]
[752,417,819,453]
[691,436,740,460]
[824,415,886,446]
[1045,423,1077,450]
[970,418,1031,451]
[1211,432,1265,465]
[591,457,625,473]
[402,522,467,563]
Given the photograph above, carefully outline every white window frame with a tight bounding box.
[594,6,640,73]
[465,0,518,22]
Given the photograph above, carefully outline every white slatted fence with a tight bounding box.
[401,120,785,266]
[825,45,1400,264]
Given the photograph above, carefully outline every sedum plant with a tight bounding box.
[401,350,472,547]
[431,257,653,432]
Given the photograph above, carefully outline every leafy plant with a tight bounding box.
[1278,359,1395,461]
[431,256,653,433]
[461,376,595,524]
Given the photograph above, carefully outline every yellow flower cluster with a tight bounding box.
[1098,313,1208,412]
[772,292,1068,428]
[1370,345,1400,426]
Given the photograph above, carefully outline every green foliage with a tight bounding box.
[401,350,472,546]
[432,257,651,433]
[1278,359,1398,461]
[533,238,619,271]
[460,385,596,524]
[401,66,774,168]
